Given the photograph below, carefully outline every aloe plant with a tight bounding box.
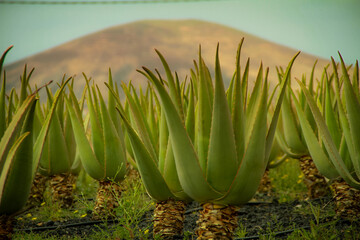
[138,41,299,239]
[275,63,331,199]
[293,53,360,219]
[65,74,127,219]
[115,58,192,238]
[0,45,70,238]
[33,78,83,208]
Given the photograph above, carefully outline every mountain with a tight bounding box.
[3,19,330,99]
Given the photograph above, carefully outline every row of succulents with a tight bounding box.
[0,40,359,239]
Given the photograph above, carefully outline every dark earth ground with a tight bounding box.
[14,195,360,239]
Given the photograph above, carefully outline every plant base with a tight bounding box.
[120,163,140,192]
[153,199,186,239]
[49,173,76,208]
[93,180,122,220]
[28,173,48,206]
[257,168,272,195]
[299,155,331,199]
[196,203,238,240]
[332,179,360,221]
[0,215,13,240]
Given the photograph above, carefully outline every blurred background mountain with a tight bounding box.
[3,20,330,99]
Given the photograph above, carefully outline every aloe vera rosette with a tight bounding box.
[35,80,83,208]
[142,42,299,239]
[294,54,360,219]
[0,45,70,239]
[65,75,127,219]
[117,61,192,238]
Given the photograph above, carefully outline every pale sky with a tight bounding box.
[0,0,359,65]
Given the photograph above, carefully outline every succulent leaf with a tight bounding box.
[118,109,175,200]
[206,44,238,193]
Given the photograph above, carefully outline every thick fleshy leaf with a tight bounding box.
[118,109,175,201]
[266,52,300,161]
[245,63,263,144]
[241,58,250,107]
[0,71,6,139]
[0,95,36,171]
[280,86,306,154]
[64,106,77,163]
[0,46,13,80]
[107,69,124,139]
[185,80,195,144]
[146,89,158,151]
[338,53,360,179]
[144,67,221,202]
[0,132,31,214]
[158,108,168,174]
[226,73,235,109]
[206,44,238,193]
[156,49,184,120]
[195,49,213,172]
[232,40,245,165]
[303,62,318,132]
[19,66,34,106]
[324,72,341,149]
[162,138,189,200]
[275,129,303,158]
[353,60,359,101]
[0,96,36,212]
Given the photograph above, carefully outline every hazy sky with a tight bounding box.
[0,0,359,65]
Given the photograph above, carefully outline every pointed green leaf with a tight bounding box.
[158,108,168,174]
[0,46,13,79]
[0,132,31,214]
[118,109,175,201]
[196,48,213,172]
[0,70,6,138]
[324,71,341,149]
[185,80,195,143]
[338,53,360,179]
[206,44,238,193]
[280,86,306,154]
[245,63,263,144]
[0,95,36,171]
[265,52,300,160]
[163,138,189,200]
[232,40,246,165]
[218,75,268,205]
[156,49,184,120]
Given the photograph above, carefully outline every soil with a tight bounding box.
[13,195,360,239]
